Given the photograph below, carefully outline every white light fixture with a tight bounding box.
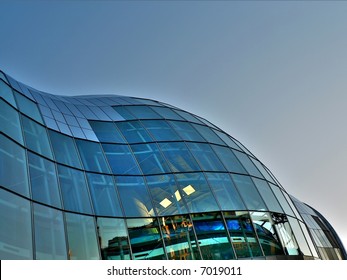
[174,190,182,201]
[183,185,195,195]
[160,198,172,208]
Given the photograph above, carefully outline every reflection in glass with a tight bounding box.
[89,121,125,143]
[288,217,312,256]
[252,178,283,213]
[97,218,131,260]
[151,107,184,120]
[0,99,23,144]
[0,79,16,107]
[212,146,246,174]
[270,185,295,217]
[168,121,204,141]
[233,150,263,177]
[125,106,161,119]
[15,92,43,123]
[141,120,181,141]
[191,124,225,145]
[116,121,153,143]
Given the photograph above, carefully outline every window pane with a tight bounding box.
[191,124,225,145]
[116,176,154,217]
[127,218,166,260]
[131,143,171,174]
[76,139,110,173]
[125,106,161,119]
[270,185,295,216]
[116,121,153,143]
[205,173,245,211]
[212,145,247,174]
[22,116,53,159]
[57,165,93,214]
[213,131,242,150]
[191,212,235,260]
[97,218,131,260]
[89,121,126,143]
[48,130,82,168]
[112,106,136,120]
[0,135,29,197]
[0,79,16,107]
[187,143,226,171]
[15,92,43,123]
[151,106,184,120]
[146,174,188,216]
[158,142,200,172]
[28,152,61,208]
[0,99,23,144]
[102,144,141,175]
[168,121,204,141]
[86,173,122,217]
[231,175,267,211]
[33,203,67,260]
[250,158,276,184]
[252,178,283,213]
[288,217,312,256]
[0,189,32,259]
[141,120,181,141]
[175,173,219,213]
[174,110,204,124]
[233,150,263,177]
[65,213,100,260]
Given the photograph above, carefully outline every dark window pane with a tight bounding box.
[146,174,188,216]
[151,106,184,120]
[57,165,93,214]
[0,135,29,197]
[125,106,161,119]
[205,173,245,211]
[22,116,53,159]
[233,150,263,177]
[112,106,136,120]
[48,130,82,168]
[89,121,126,143]
[116,121,153,143]
[127,218,166,260]
[65,213,100,260]
[168,121,205,141]
[0,189,32,259]
[33,203,67,260]
[28,152,61,208]
[102,144,141,175]
[86,173,122,217]
[0,99,23,144]
[141,120,181,141]
[191,124,225,145]
[175,173,219,213]
[0,79,16,107]
[15,92,43,123]
[131,143,171,174]
[231,175,267,211]
[252,178,283,213]
[187,143,226,171]
[76,139,110,173]
[97,218,131,260]
[158,142,200,172]
[212,146,246,174]
[116,176,154,217]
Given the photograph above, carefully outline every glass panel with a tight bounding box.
[65,213,100,260]
[116,121,153,143]
[250,158,276,184]
[187,142,226,171]
[205,173,245,211]
[0,135,29,197]
[126,218,166,260]
[86,173,122,217]
[0,72,7,82]
[15,92,43,123]
[283,192,302,219]
[0,189,32,260]
[174,110,204,124]
[48,130,82,168]
[131,143,171,175]
[97,218,131,260]
[175,173,219,213]
[233,150,263,177]
[252,178,283,213]
[168,121,205,141]
[299,222,319,258]
[213,131,242,150]
[0,99,23,144]
[112,106,136,120]
[250,212,284,256]
[212,145,247,174]
[146,174,188,216]
[224,211,263,258]
[22,115,53,159]
[116,176,155,217]
[270,185,295,216]
[158,142,200,172]
[151,106,184,120]
[231,175,267,211]
[191,212,235,260]
[125,106,161,119]
[89,120,126,143]
[288,217,312,256]
[191,124,225,145]
[28,152,61,208]
[33,203,67,260]
[0,79,16,107]
[76,139,110,173]
[57,165,93,214]
[141,120,181,141]
[102,144,141,175]
[160,215,201,260]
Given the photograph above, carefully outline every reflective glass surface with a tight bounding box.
[191,124,225,145]
[125,106,161,119]
[252,178,283,213]
[212,146,246,174]
[168,121,205,141]
[270,185,295,217]
[0,99,23,144]
[89,121,125,143]
[151,106,184,120]
[112,106,136,120]
[15,92,43,123]
[233,150,263,177]
[116,121,153,143]
[0,79,16,107]
[288,217,312,256]
[141,120,181,141]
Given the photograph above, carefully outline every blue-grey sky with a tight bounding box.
[1,1,346,250]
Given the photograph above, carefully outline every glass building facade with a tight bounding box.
[0,70,345,260]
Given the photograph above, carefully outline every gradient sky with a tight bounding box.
[1,1,346,250]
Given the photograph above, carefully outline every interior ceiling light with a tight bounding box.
[183,185,195,196]
[160,198,172,208]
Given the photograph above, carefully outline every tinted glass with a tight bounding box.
[233,150,263,177]
[141,120,181,141]
[212,146,247,174]
[76,139,110,173]
[65,213,100,260]
[250,158,276,184]
[48,130,82,168]
[28,152,61,208]
[213,131,242,150]
[15,92,43,123]
[252,178,283,213]
[288,217,312,256]
[270,185,295,217]
[86,173,122,217]
[116,121,153,143]
[33,203,67,260]
[0,189,32,259]
[112,106,136,120]
[191,124,225,145]
[102,144,141,175]
[168,121,205,141]
[174,110,204,124]
[89,121,126,143]
[151,106,184,120]
[0,135,29,197]
[0,99,23,144]
[125,106,161,119]
[58,165,93,214]
[22,116,53,159]
[0,79,16,106]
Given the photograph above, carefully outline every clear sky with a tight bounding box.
[1,1,346,251]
